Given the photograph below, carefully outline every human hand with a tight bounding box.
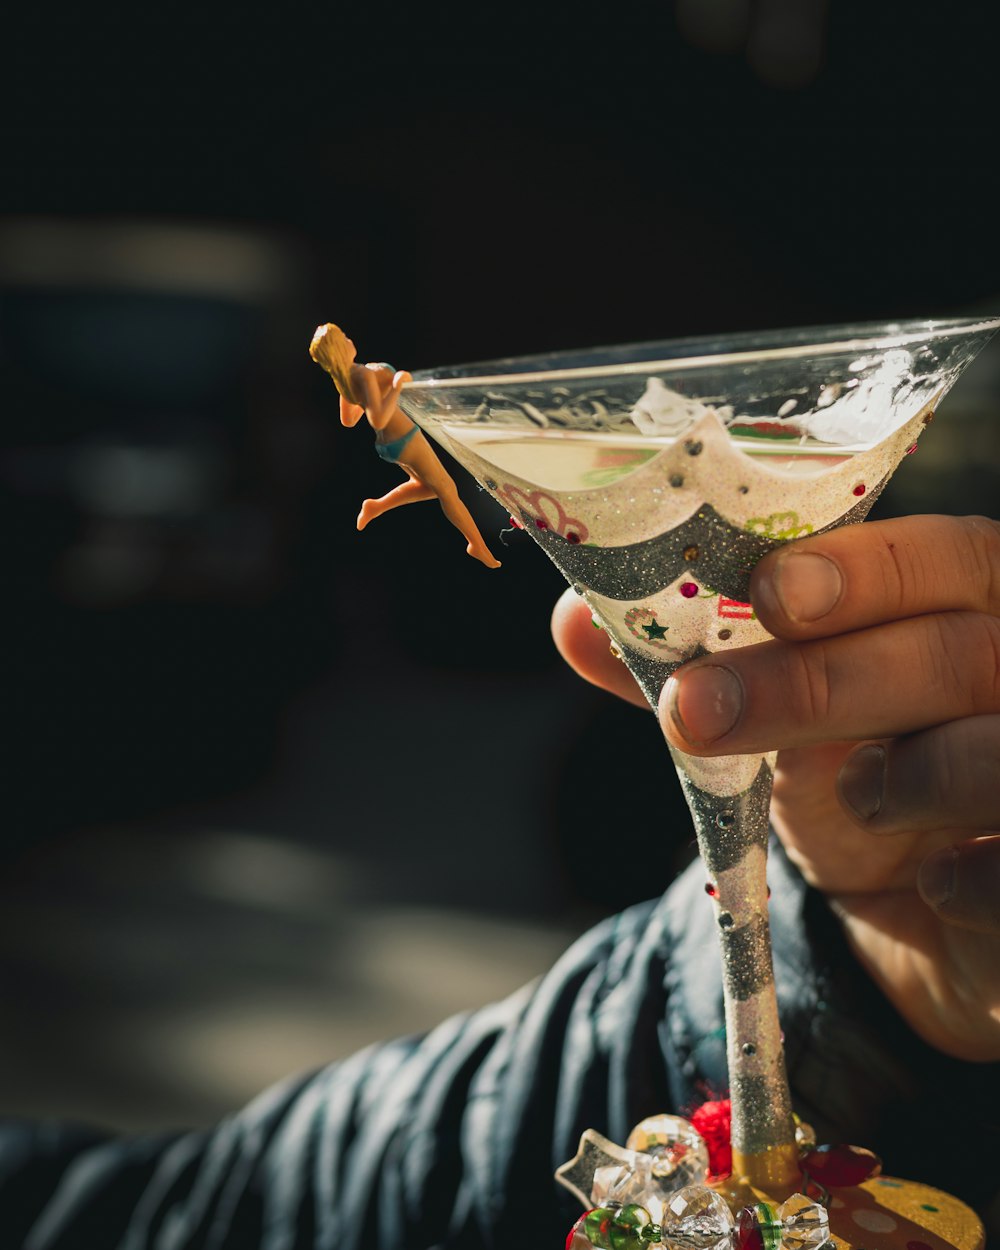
[551,515,1000,1061]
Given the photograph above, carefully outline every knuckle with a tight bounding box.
[957,516,1000,613]
[931,612,1000,711]
[914,730,964,814]
[870,527,921,614]
[785,643,834,723]
[885,721,1000,831]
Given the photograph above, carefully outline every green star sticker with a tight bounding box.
[642,618,668,641]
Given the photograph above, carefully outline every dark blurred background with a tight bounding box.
[2,0,999,1131]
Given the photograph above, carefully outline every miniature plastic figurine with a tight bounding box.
[309,324,500,568]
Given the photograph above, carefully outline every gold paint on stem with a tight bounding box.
[730,1142,802,1196]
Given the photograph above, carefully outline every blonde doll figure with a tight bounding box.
[309,324,500,569]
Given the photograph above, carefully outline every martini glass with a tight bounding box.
[395,317,999,1239]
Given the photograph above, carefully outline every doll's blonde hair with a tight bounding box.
[309,323,357,399]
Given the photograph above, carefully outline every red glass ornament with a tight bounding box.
[905,443,919,455]
[567,531,581,544]
[704,882,718,897]
[735,1203,781,1250]
[566,1212,592,1250]
[736,1209,763,1250]
[852,484,866,496]
[536,518,548,529]
[801,1143,882,1186]
[680,582,698,598]
[509,516,523,529]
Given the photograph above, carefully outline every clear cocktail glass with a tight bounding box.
[396,317,1000,1247]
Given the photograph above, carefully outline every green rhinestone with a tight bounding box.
[756,1202,782,1250]
[640,1222,663,1245]
[610,1205,652,1250]
[585,1208,615,1250]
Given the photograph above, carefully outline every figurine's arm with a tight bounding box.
[371,371,413,437]
[340,395,366,427]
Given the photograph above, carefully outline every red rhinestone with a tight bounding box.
[680,582,698,598]
[565,1213,591,1250]
[852,484,866,496]
[536,518,548,529]
[802,1143,882,1186]
[566,531,581,544]
[736,1207,765,1250]
[509,516,523,529]
[704,882,718,897]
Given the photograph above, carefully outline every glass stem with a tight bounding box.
[675,749,801,1193]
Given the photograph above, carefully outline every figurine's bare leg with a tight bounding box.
[359,467,501,568]
[400,436,501,568]
[433,486,502,568]
[357,479,436,529]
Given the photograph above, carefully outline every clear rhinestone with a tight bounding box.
[591,1156,655,1208]
[778,1192,830,1250]
[625,1116,710,1191]
[663,1185,735,1249]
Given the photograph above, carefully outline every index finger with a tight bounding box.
[751,514,1000,640]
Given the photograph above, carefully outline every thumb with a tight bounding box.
[918,836,1000,934]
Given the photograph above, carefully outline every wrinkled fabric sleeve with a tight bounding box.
[2,847,998,1249]
[0,899,668,1250]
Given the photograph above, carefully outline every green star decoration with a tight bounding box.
[642,618,668,641]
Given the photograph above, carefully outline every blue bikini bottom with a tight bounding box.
[374,424,419,464]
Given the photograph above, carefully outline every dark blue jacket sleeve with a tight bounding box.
[2,845,997,1249]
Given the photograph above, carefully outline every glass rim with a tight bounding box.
[406,315,1000,391]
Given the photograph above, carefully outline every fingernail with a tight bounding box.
[771,551,843,622]
[665,665,743,745]
[918,846,959,909]
[838,743,886,821]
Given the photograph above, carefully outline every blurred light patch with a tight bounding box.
[675,0,751,55]
[0,217,300,409]
[0,218,295,302]
[70,443,219,517]
[56,521,162,604]
[675,0,828,88]
[3,289,258,407]
[177,831,359,913]
[136,908,574,1108]
[747,0,829,90]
